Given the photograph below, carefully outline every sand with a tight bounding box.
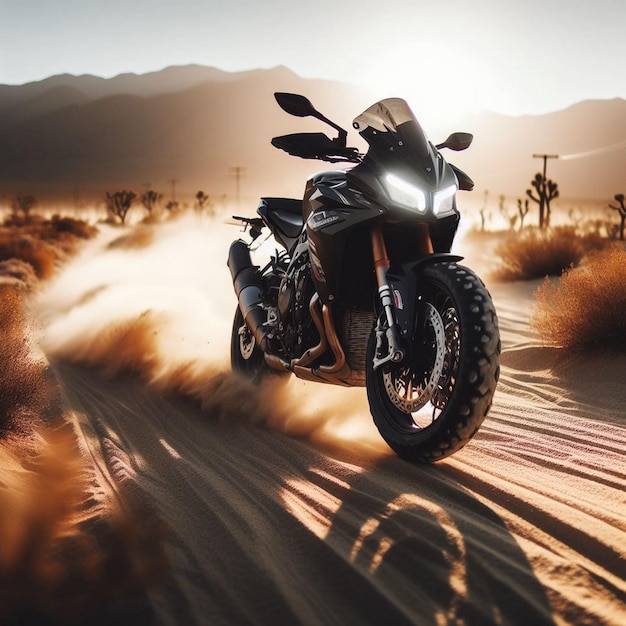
[2,215,624,625]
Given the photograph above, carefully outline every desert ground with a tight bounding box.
[1,213,624,625]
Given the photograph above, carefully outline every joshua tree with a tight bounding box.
[544,179,559,227]
[609,193,626,240]
[517,198,530,230]
[105,190,136,224]
[498,195,520,231]
[195,190,210,214]
[141,189,162,217]
[526,173,559,229]
[164,200,180,216]
[479,207,486,232]
[10,192,37,218]
[567,207,582,229]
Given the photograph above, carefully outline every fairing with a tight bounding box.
[273,98,463,306]
[351,98,459,208]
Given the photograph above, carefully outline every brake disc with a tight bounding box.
[382,302,446,413]
[238,324,256,360]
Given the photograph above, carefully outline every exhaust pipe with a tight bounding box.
[227,240,273,352]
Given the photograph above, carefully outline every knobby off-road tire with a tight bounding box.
[366,261,500,463]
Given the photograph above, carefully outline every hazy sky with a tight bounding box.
[1,0,624,119]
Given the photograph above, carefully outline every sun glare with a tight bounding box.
[355,41,493,130]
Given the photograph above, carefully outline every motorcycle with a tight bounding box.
[227,93,500,463]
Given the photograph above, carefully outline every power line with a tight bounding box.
[532,153,559,178]
[559,138,626,161]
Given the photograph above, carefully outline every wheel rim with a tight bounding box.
[433,305,461,410]
[381,298,460,429]
[238,323,256,360]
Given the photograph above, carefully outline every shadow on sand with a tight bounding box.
[42,362,556,625]
[319,454,556,625]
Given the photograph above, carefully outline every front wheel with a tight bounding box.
[366,262,500,463]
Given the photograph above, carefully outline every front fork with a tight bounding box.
[371,225,405,370]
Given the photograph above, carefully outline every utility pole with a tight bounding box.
[167,178,179,202]
[532,153,559,179]
[229,166,246,211]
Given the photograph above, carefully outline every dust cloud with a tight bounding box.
[34,214,387,459]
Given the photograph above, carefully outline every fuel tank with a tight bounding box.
[302,170,380,306]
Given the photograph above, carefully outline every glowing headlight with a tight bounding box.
[433,185,457,217]
[384,173,427,212]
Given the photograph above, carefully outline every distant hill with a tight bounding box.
[0,65,624,208]
[0,65,262,115]
[0,65,372,205]
[455,98,626,201]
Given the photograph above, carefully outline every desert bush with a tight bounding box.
[47,214,98,239]
[532,247,626,351]
[577,230,610,252]
[2,213,96,242]
[0,214,97,278]
[0,259,38,290]
[39,215,98,255]
[493,226,610,281]
[2,213,42,228]
[0,286,61,434]
[0,233,57,279]
[0,420,168,624]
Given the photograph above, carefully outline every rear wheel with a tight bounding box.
[231,306,268,383]
[366,262,500,463]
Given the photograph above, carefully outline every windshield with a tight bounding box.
[353,98,417,131]
[351,98,454,192]
[353,98,430,159]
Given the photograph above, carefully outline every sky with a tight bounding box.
[1,0,625,120]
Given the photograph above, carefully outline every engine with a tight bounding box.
[276,251,318,359]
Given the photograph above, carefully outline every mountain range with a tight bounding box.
[1,65,624,209]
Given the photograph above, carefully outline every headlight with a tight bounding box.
[384,173,427,212]
[433,185,457,217]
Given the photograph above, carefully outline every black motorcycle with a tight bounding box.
[227,93,500,463]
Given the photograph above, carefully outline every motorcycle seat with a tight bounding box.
[257,197,304,247]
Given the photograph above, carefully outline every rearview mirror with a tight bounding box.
[436,132,473,151]
[274,93,318,117]
[274,92,349,147]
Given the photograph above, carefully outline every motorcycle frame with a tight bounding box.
[262,217,461,387]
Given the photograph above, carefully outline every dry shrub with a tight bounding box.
[0,214,98,279]
[0,285,62,434]
[0,259,38,290]
[532,247,626,351]
[577,230,611,253]
[0,290,168,622]
[47,214,98,240]
[3,213,97,241]
[493,227,590,281]
[0,423,168,624]
[0,232,58,279]
[40,215,99,256]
